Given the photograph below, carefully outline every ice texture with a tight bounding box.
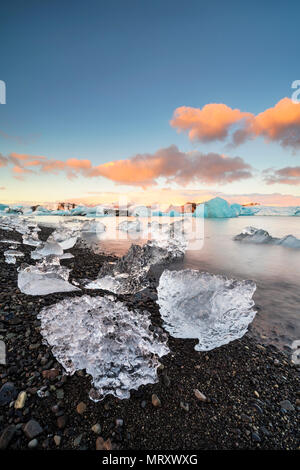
[31,241,64,260]
[157,269,256,351]
[47,230,78,250]
[22,231,41,246]
[85,236,186,294]
[18,256,80,295]
[81,220,106,233]
[193,197,239,218]
[234,226,300,248]
[118,220,142,232]
[4,249,24,264]
[37,295,170,400]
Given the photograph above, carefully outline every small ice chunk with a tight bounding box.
[85,239,186,294]
[37,295,170,400]
[157,269,256,351]
[81,220,106,233]
[118,220,142,232]
[22,231,41,246]
[4,249,24,264]
[47,226,79,249]
[31,241,64,260]
[18,257,80,295]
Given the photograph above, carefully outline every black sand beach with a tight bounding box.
[0,227,299,450]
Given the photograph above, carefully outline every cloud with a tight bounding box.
[0,186,5,190]
[170,104,252,142]
[264,166,300,185]
[171,98,300,149]
[0,153,8,167]
[2,146,253,188]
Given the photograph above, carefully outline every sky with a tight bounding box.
[1,0,300,206]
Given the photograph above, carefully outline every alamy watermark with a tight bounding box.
[291,80,300,104]
[0,80,6,104]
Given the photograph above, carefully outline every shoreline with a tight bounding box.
[0,227,299,450]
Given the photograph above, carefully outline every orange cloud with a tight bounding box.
[171,98,300,149]
[170,104,252,142]
[0,153,8,167]
[12,165,35,180]
[80,146,253,187]
[2,146,253,187]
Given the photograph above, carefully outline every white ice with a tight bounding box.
[157,269,256,351]
[18,256,80,295]
[234,226,300,248]
[37,295,169,400]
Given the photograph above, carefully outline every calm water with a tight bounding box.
[37,215,300,353]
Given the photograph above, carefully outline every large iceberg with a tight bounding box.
[18,256,80,295]
[234,226,300,248]
[193,197,239,218]
[38,295,169,400]
[157,269,256,351]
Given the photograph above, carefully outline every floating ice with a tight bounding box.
[157,269,256,351]
[234,226,300,248]
[37,295,169,400]
[81,220,106,233]
[18,256,80,295]
[118,220,142,232]
[193,197,239,218]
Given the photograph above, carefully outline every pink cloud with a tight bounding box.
[82,146,253,187]
[2,146,253,187]
[171,98,300,149]
[264,166,300,185]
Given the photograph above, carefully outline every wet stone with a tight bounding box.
[23,419,43,440]
[0,382,17,406]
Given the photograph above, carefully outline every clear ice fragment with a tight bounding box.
[37,295,169,400]
[157,269,256,351]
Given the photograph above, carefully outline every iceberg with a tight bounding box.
[240,206,259,216]
[128,205,151,217]
[37,295,169,400]
[157,269,256,351]
[18,256,80,295]
[234,226,300,248]
[193,197,239,218]
[251,206,299,216]
[81,219,106,233]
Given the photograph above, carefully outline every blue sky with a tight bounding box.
[1,0,300,204]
